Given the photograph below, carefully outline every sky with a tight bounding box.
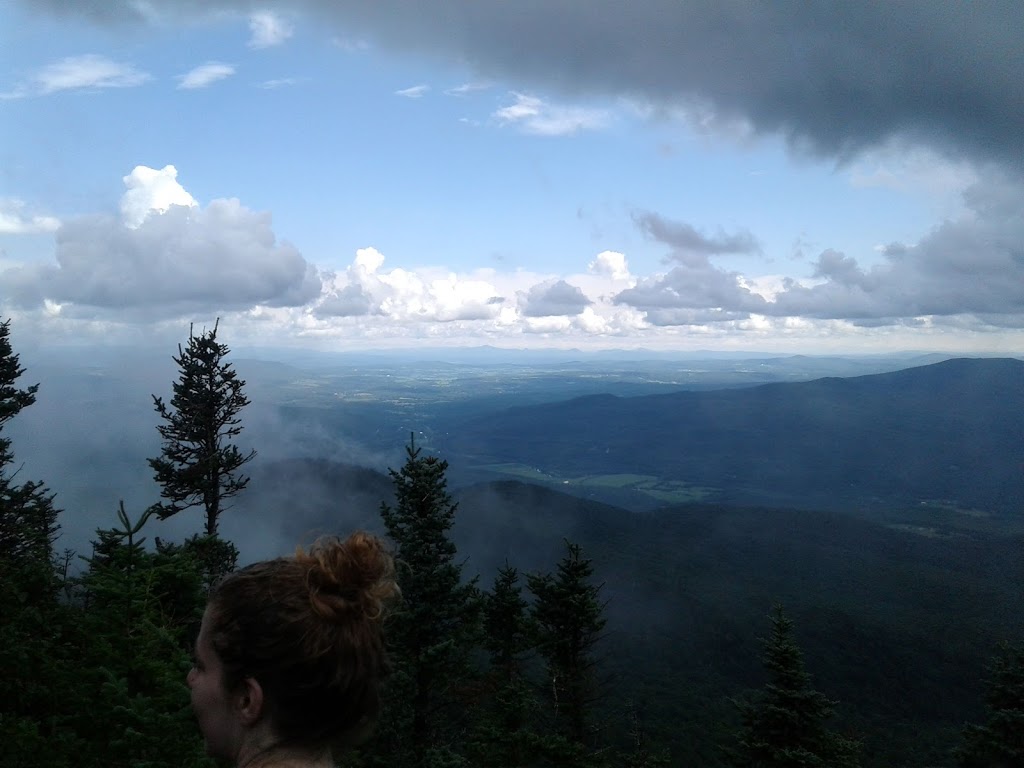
[2,1,1023,354]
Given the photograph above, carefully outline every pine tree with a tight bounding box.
[956,641,1024,768]
[528,540,608,763]
[729,604,860,768]
[148,320,255,538]
[375,436,482,768]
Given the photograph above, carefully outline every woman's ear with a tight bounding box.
[236,677,265,726]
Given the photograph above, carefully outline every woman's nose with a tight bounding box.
[186,667,196,687]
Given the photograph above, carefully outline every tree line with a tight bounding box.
[1,317,1021,767]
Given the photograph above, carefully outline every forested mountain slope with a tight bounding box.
[239,459,1024,766]
[444,357,1024,514]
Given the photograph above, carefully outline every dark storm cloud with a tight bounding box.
[634,211,760,256]
[520,279,591,317]
[26,0,1024,167]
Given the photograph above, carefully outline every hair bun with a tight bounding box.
[297,532,399,623]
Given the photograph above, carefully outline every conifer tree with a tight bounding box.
[729,604,860,768]
[467,564,543,768]
[528,540,608,762]
[148,320,255,537]
[77,502,210,768]
[376,436,482,768]
[0,319,74,765]
[0,318,60,595]
[956,641,1024,768]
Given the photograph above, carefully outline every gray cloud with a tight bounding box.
[614,261,767,325]
[520,279,590,317]
[26,1,1024,167]
[768,180,1024,322]
[313,283,379,318]
[634,211,760,257]
[616,174,1024,328]
[1,200,321,316]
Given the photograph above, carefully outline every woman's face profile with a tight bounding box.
[187,605,242,761]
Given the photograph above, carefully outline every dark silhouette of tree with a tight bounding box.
[729,604,860,768]
[375,435,482,768]
[148,320,255,538]
[0,318,60,590]
[528,540,607,763]
[956,641,1024,768]
[77,502,209,767]
[0,318,72,764]
[467,564,544,768]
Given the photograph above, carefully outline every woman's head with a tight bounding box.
[188,531,398,762]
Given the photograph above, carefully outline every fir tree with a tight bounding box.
[729,604,860,768]
[148,320,255,538]
[956,641,1024,768]
[0,319,75,766]
[467,564,543,768]
[376,436,482,768]
[0,318,60,597]
[76,502,211,768]
[528,540,608,762]
[621,701,671,768]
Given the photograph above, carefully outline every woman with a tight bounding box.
[187,531,399,767]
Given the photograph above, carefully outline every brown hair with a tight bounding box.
[207,531,399,751]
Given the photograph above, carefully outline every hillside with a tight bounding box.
[238,459,1024,766]
[443,357,1024,515]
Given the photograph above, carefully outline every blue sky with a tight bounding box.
[2,2,1022,353]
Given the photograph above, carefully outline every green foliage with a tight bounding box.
[0,318,78,766]
[373,436,483,768]
[0,318,60,603]
[465,564,544,768]
[729,605,860,768]
[148,320,255,537]
[621,702,671,768]
[956,641,1024,767]
[528,540,608,762]
[76,502,212,768]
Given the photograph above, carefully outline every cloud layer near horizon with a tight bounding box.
[3,164,1024,346]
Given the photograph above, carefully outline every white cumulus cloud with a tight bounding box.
[315,247,504,323]
[1,167,320,317]
[120,165,197,229]
[588,250,631,281]
[178,62,236,90]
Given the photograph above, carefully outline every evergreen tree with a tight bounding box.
[528,540,608,762]
[148,320,255,537]
[621,701,671,768]
[729,604,860,768]
[466,564,544,768]
[0,318,75,766]
[956,641,1024,768]
[0,318,60,597]
[376,436,482,768]
[76,502,211,768]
